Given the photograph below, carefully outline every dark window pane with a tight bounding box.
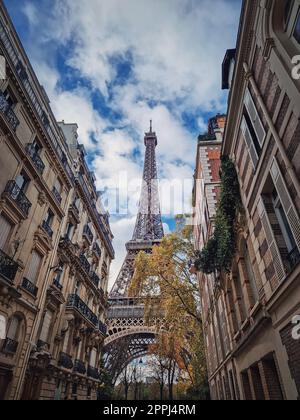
[294,12,300,44]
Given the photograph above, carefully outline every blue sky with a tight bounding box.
[4,0,242,284]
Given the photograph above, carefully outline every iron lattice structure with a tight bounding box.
[104,124,164,382]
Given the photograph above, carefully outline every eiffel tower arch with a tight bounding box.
[104,123,164,382]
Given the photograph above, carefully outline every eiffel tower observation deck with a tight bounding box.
[104,122,164,381]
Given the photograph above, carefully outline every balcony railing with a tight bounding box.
[0,92,20,131]
[3,181,32,218]
[80,253,91,274]
[67,294,98,328]
[92,242,101,258]
[42,220,53,238]
[287,246,300,271]
[87,365,100,380]
[2,338,18,354]
[21,278,38,297]
[26,144,45,175]
[58,352,73,370]
[83,225,93,244]
[90,271,100,288]
[52,187,62,204]
[73,359,86,375]
[0,249,19,283]
[0,21,75,184]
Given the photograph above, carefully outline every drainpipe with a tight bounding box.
[243,62,300,196]
[14,187,73,400]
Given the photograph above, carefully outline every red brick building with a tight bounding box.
[193,0,300,400]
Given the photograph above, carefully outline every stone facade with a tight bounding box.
[193,0,300,400]
[0,3,114,400]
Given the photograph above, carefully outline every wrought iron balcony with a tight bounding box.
[90,271,100,288]
[87,365,100,380]
[80,253,91,274]
[287,246,300,271]
[3,181,32,218]
[26,144,45,175]
[21,278,38,297]
[73,359,86,375]
[52,187,62,204]
[58,352,73,370]
[92,242,101,258]
[0,249,19,283]
[2,338,18,354]
[83,225,93,244]
[0,92,20,131]
[67,294,98,328]
[42,220,53,238]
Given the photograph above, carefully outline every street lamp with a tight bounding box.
[139,359,143,400]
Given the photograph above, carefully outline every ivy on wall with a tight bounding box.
[194,156,242,274]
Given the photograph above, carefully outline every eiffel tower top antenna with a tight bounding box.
[150,119,152,133]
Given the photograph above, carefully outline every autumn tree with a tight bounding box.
[130,216,208,400]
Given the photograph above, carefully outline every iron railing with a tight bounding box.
[98,319,107,337]
[2,338,18,354]
[21,278,38,297]
[73,359,86,375]
[67,294,98,328]
[26,144,45,175]
[87,365,100,380]
[3,181,32,218]
[0,92,20,131]
[58,352,73,370]
[0,249,19,283]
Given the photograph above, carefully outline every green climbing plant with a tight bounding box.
[194,156,242,274]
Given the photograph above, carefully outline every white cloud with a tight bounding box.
[16,0,241,290]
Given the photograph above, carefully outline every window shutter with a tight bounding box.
[270,158,300,251]
[89,348,97,367]
[7,316,19,340]
[258,197,286,282]
[0,215,13,250]
[40,311,52,343]
[27,250,42,284]
[241,117,259,168]
[244,89,266,146]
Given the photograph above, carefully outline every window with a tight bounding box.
[0,215,13,251]
[45,209,54,227]
[7,316,20,341]
[244,247,259,305]
[26,250,42,285]
[243,109,261,156]
[31,137,42,155]
[39,310,53,343]
[15,171,30,193]
[74,280,81,296]
[54,178,62,194]
[293,9,300,43]
[272,189,297,253]
[3,88,16,108]
[66,223,75,240]
[89,348,97,368]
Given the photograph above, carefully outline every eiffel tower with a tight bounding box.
[104,122,164,382]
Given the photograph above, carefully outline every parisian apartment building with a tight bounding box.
[0,2,114,400]
[193,0,300,400]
